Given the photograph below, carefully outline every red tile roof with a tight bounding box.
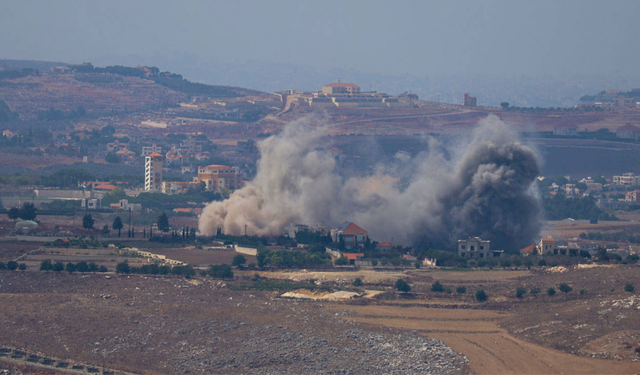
[377,242,393,247]
[520,244,536,253]
[342,253,364,260]
[147,152,163,157]
[94,184,116,190]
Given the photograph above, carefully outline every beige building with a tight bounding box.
[457,237,493,259]
[144,152,163,191]
[194,164,243,191]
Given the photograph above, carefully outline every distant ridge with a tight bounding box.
[0,59,69,72]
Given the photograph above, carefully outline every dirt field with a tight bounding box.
[150,247,257,267]
[4,243,640,374]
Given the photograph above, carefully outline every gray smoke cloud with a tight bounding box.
[198,114,541,251]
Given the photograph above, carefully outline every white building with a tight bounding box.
[145,153,163,191]
[457,237,502,259]
[118,199,142,212]
[141,144,162,156]
[613,173,640,186]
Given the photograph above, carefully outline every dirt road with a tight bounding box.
[341,304,640,374]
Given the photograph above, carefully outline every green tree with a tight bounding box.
[0,262,5,270]
[456,286,466,294]
[559,283,572,297]
[101,224,110,236]
[395,278,411,293]
[530,287,540,296]
[335,256,348,266]
[116,262,130,274]
[232,254,247,268]
[352,277,362,287]
[18,263,26,270]
[112,216,123,237]
[40,260,53,271]
[547,287,556,296]
[516,287,527,298]
[7,261,18,271]
[7,207,20,220]
[98,265,108,273]
[52,261,64,272]
[208,264,234,279]
[157,212,170,232]
[76,261,89,273]
[105,152,120,163]
[18,202,37,220]
[88,262,98,272]
[475,289,488,302]
[624,284,635,292]
[431,281,444,292]
[66,262,77,273]
[82,214,94,229]
[500,102,509,109]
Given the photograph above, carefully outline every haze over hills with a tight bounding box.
[91,53,640,108]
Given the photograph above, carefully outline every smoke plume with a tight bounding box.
[198,114,541,251]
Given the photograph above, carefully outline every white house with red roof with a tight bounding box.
[331,221,368,250]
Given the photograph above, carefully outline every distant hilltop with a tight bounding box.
[277,80,419,109]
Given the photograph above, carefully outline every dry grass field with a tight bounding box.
[3,241,640,374]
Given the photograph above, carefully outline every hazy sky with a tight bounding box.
[1,0,639,77]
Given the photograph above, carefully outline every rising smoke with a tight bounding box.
[198,114,542,251]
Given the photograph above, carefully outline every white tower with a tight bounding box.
[145,153,163,191]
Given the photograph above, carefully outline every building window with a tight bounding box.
[480,246,484,250]
[461,245,466,250]
[470,246,475,251]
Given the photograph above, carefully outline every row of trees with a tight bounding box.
[40,260,108,273]
[0,261,27,271]
[114,262,234,279]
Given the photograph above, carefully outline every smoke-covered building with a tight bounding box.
[331,222,368,250]
[194,164,243,191]
[457,237,502,259]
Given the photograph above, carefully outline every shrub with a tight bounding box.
[352,278,362,287]
[40,260,53,271]
[477,259,487,268]
[76,261,89,273]
[232,254,247,268]
[335,257,348,266]
[415,262,421,269]
[371,259,378,266]
[538,259,547,267]
[116,262,130,274]
[523,259,533,269]
[431,281,444,292]
[395,279,411,293]
[88,262,98,272]
[456,286,466,294]
[624,284,635,293]
[500,259,511,269]
[18,263,26,271]
[66,262,77,273]
[530,287,540,296]
[547,287,556,296]
[559,283,572,296]
[98,265,108,273]
[475,289,488,302]
[516,287,527,298]
[53,261,64,272]
[7,261,18,271]
[444,288,452,294]
[208,264,234,279]
[0,262,5,270]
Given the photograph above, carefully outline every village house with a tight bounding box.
[553,124,579,136]
[331,222,369,250]
[457,237,501,259]
[106,140,128,153]
[616,124,640,140]
[625,190,640,203]
[376,241,393,252]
